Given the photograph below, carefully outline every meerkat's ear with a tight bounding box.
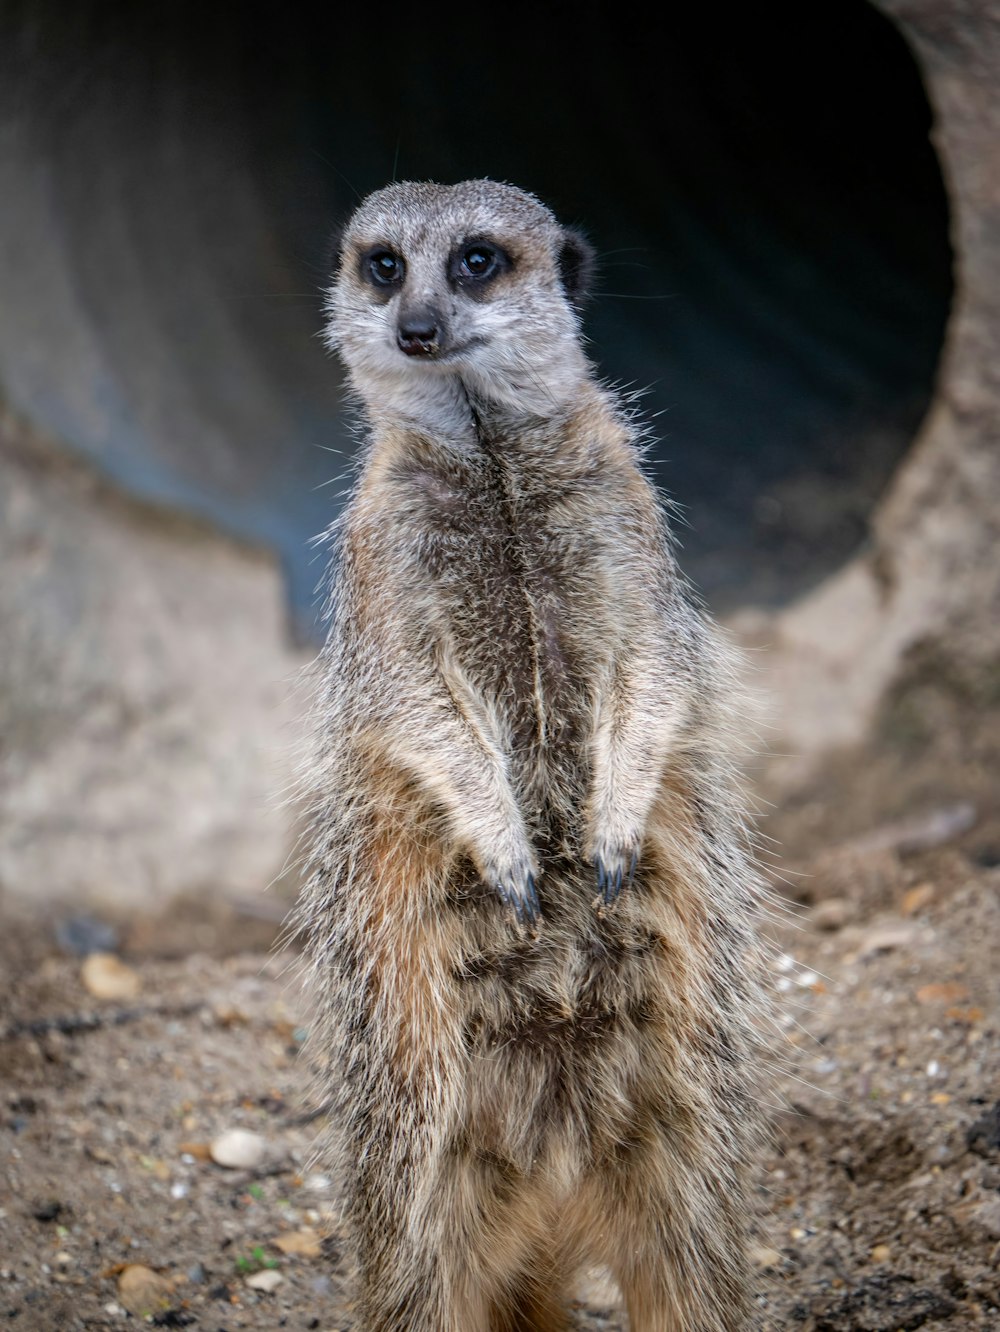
[557,227,596,306]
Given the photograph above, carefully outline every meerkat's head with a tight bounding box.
[323,180,594,427]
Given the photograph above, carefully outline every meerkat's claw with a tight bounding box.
[525,872,540,921]
[593,848,639,907]
[494,871,541,929]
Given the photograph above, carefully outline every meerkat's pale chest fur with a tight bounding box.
[300,179,763,1331]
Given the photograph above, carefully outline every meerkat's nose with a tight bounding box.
[397,306,442,358]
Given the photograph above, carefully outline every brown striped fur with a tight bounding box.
[298,181,764,1330]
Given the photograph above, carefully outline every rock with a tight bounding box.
[965,1197,1000,1241]
[915,982,970,1005]
[746,7,1000,794]
[870,1244,891,1263]
[845,803,977,857]
[116,1264,175,1318]
[272,1228,322,1258]
[901,884,935,917]
[750,1245,783,1269]
[80,953,140,1001]
[0,425,307,913]
[178,1140,213,1162]
[54,915,119,956]
[854,921,922,960]
[811,898,852,931]
[245,1268,283,1293]
[966,1102,1000,1158]
[209,1128,266,1169]
[945,1005,983,1024]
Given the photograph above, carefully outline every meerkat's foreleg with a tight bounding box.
[380,722,539,923]
[586,654,686,904]
[372,687,539,923]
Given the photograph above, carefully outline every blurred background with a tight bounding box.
[4,0,989,925]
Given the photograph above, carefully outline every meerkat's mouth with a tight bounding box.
[397,336,488,366]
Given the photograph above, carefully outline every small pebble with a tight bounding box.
[117,1264,174,1317]
[178,1141,212,1162]
[968,1198,1000,1240]
[81,953,141,1001]
[855,922,920,959]
[55,915,119,957]
[210,1128,267,1170]
[901,883,935,916]
[812,898,852,931]
[245,1268,284,1293]
[916,982,970,1005]
[272,1227,322,1258]
[870,1244,891,1262]
[751,1246,783,1269]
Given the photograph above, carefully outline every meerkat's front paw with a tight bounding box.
[482,858,541,929]
[589,841,640,908]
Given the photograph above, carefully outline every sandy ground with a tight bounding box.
[2,745,999,1331]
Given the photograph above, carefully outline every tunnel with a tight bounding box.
[0,0,953,638]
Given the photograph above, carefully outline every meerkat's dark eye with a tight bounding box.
[459,245,501,280]
[449,240,510,292]
[366,249,405,288]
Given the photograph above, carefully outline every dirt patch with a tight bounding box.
[2,755,998,1328]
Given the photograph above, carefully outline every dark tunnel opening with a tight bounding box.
[0,1,953,636]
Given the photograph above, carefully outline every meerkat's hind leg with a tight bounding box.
[584,1140,750,1332]
[612,1220,751,1332]
[357,1263,493,1332]
[483,1217,578,1332]
[487,1272,573,1332]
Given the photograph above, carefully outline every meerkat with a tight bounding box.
[299,179,764,1332]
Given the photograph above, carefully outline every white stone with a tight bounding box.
[210,1129,267,1170]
